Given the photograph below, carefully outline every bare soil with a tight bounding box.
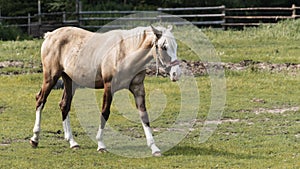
[0,106,5,114]
[0,60,24,68]
[1,60,300,76]
[146,60,300,77]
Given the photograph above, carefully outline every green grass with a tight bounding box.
[202,20,300,63]
[0,72,299,168]
[175,19,300,63]
[0,20,300,168]
[0,39,42,74]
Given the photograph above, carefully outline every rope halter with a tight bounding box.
[152,42,180,77]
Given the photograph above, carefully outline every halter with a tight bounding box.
[152,40,180,76]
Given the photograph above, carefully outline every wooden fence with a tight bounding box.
[224,4,300,27]
[0,12,78,37]
[0,4,299,37]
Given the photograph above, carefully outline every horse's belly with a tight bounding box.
[65,70,104,89]
[76,78,104,89]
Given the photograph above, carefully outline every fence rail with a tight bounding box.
[226,7,292,11]
[157,6,226,11]
[0,4,299,37]
[223,4,299,27]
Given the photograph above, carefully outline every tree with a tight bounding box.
[0,0,37,16]
[0,0,298,16]
[45,0,75,12]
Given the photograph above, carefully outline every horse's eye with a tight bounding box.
[161,45,167,50]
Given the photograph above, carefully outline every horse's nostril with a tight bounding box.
[173,72,176,77]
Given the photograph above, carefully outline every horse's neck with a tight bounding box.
[110,28,155,92]
[111,46,153,92]
[122,31,154,67]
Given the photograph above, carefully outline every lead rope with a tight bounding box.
[156,53,159,77]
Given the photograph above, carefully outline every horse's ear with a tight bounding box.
[167,25,173,31]
[151,25,162,39]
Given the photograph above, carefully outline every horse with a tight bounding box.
[29,25,181,156]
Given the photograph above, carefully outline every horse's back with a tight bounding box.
[43,26,92,39]
[41,26,93,56]
[40,27,94,74]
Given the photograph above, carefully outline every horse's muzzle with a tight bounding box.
[170,68,181,82]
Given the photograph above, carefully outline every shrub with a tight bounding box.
[0,24,29,40]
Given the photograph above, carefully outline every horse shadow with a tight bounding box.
[163,145,266,160]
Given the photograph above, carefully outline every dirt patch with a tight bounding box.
[221,60,300,73]
[1,59,299,76]
[234,106,300,115]
[152,106,299,132]
[221,119,241,123]
[1,137,30,146]
[0,106,5,114]
[192,106,299,125]
[0,60,42,75]
[0,60,24,68]
[0,143,10,146]
[254,106,300,114]
[146,59,300,77]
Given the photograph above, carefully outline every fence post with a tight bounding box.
[63,12,66,23]
[27,13,31,35]
[78,1,82,27]
[38,0,42,25]
[222,5,226,30]
[76,0,79,25]
[292,4,296,19]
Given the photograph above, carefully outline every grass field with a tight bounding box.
[0,20,300,168]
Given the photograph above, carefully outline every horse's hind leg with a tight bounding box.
[59,73,79,149]
[30,70,61,147]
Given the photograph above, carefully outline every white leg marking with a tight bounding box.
[96,126,106,151]
[63,114,79,148]
[142,122,161,155]
[31,103,43,143]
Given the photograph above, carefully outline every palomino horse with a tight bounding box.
[30,25,181,156]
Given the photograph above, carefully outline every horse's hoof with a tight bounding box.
[152,151,162,157]
[30,139,38,148]
[71,145,80,150]
[98,148,108,153]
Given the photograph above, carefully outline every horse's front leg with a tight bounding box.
[96,82,112,152]
[129,82,161,157]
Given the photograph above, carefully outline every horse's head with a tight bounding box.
[151,25,181,82]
